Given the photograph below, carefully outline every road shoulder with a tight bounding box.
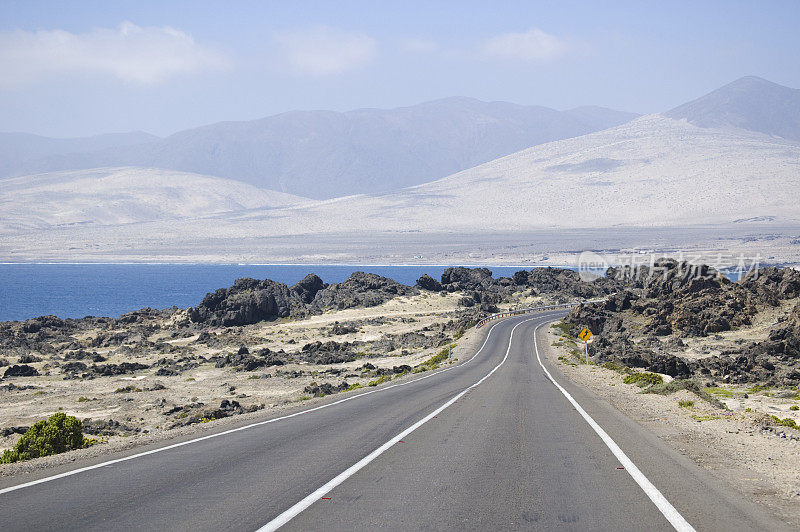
[539,318,800,529]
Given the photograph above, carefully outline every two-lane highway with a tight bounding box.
[0,312,788,531]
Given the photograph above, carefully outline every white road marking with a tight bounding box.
[532,321,696,532]
[0,314,554,497]
[257,316,539,532]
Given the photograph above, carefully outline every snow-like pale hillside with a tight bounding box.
[207,114,800,235]
[0,167,308,233]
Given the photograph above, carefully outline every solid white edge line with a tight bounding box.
[256,316,539,532]
[532,321,696,532]
[0,313,548,497]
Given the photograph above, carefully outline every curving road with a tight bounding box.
[0,312,787,531]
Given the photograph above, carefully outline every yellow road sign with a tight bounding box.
[578,328,593,342]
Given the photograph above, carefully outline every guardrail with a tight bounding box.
[475,298,605,328]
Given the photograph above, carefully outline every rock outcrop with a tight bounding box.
[188,277,304,326]
[188,272,418,326]
[565,261,800,385]
[309,272,418,311]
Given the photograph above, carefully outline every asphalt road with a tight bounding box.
[0,312,788,531]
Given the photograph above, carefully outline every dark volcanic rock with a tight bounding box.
[3,364,39,377]
[566,261,800,385]
[516,267,620,298]
[89,362,149,377]
[310,272,418,311]
[213,348,285,371]
[189,277,304,326]
[22,315,69,334]
[171,400,264,427]
[188,272,416,326]
[291,274,327,304]
[298,341,357,364]
[83,418,140,436]
[61,361,88,377]
[740,266,800,304]
[416,274,443,292]
[1,426,29,437]
[441,267,494,292]
[303,381,351,397]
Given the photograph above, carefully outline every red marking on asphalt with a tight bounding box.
[616,467,625,470]
[321,497,332,500]
[398,440,405,443]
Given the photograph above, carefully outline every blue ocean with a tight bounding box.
[0,264,534,322]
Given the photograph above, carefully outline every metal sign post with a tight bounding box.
[578,328,593,365]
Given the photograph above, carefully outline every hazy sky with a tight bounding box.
[1,0,798,137]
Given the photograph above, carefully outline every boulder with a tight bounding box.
[310,272,418,311]
[3,364,39,377]
[416,274,443,292]
[291,274,326,304]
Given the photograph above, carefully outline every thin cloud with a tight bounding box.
[273,26,376,76]
[0,22,226,88]
[480,28,566,62]
[399,37,438,54]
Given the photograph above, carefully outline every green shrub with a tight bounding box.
[367,374,391,387]
[704,386,733,398]
[415,345,453,372]
[550,321,572,336]
[77,396,92,402]
[771,415,799,430]
[0,412,85,463]
[601,361,625,373]
[678,399,694,408]
[790,405,799,411]
[643,379,727,409]
[346,382,363,392]
[623,372,663,387]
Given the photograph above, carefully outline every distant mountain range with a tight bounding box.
[665,76,800,142]
[0,131,157,178]
[245,113,799,235]
[0,99,637,199]
[2,76,800,262]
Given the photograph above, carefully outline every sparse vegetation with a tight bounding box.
[643,379,727,409]
[790,405,799,411]
[678,399,694,408]
[601,361,625,373]
[368,374,392,387]
[550,321,572,336]
[415,345,454,372]
[558,355,576,367]
[690,414,720,422]
[705,386,733,398]
[623,372,663,387]
[0,412,87,464]
[771,415,799,430]
[114,385,142,393]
